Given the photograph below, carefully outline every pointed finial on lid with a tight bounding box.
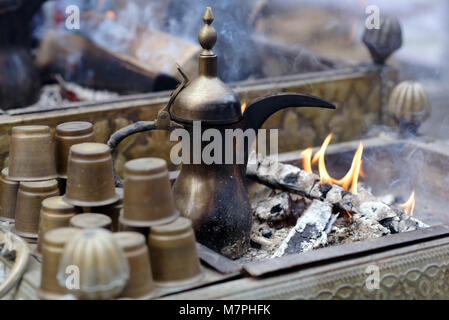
[198,7,217,53]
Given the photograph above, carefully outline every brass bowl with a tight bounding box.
[69,213,112,230]
[37,227,81,300]
[148,217,203,287]
[113,232,156,299]
[122,158,178,227]
[8,125,57,181]
[0,168,19,222]
[55,121,95,179]
[13,179,59,240]
[63,143,119,207]
[37,196,79,254]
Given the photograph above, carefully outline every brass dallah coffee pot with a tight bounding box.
[109,7,335,259]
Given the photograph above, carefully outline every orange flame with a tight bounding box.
[345,209,353,218]
[333,142,364,194]
[316,133,334,185]
[301,148,313,173]
[106,10,116,19]
[399,191,415,216]
[301,133,364,195]
[241,102,247,114]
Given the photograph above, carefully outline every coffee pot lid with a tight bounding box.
[170,7,242,125]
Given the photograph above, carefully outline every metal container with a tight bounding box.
[122,158,178,227]
[113,232,156,299]
[148,217,203,287]
[37,196,79,253]
[55,121,96,179]
[8,125,57,181]
[37,227,80,300]
[56,228,129,300]
[69,213,112,230]
[13,180,59,241]
[63,143,119,207]
[0,168,19,222]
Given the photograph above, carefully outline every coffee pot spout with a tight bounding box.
[242,93,335,132]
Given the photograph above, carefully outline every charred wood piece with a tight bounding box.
[274,200,334,257]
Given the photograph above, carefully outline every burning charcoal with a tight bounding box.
[252,192,292,225]
[247,153,319,195]
[325,184,345,205]
[327,215,390,245]
[357,201,398,221]
[273,200,334,257]
[261,229,272,238]
[386,213,429,234]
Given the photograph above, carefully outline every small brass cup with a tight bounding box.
[113,232,156,299]
[37,196,79,254]
[55,121,95,179]
[148,217,203,287]
[37,227,80,299]
[8,125,57,181]
[69,213,112,230]
[122,158,178,227]
[13,180,59,241]
[0,168,19,222]
[63,143,119,207]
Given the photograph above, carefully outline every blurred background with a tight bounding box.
[1,0,447,137]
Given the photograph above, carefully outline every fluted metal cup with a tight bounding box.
[37,227,80,300]
[13,179,59,241]
[122,158,178,227]
[8,125,57,181]
[113,232,156,299]
[148,217,203,287]
[37,196,79,254]
[69,213,112,230]
[63,143,119,207]
[55,121,95,179]
[0,168,19,222]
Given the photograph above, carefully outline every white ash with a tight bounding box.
[252,192,292,225]
[27,82,119,109]
[273,200,334,257]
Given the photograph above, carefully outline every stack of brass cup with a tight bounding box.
[118,157,203,289]
[37,227,81,299]
[36,196,80,255]
[5,125,60,243]
[63,142,119,208]
[55,121,96,194]
[119,158,179,229]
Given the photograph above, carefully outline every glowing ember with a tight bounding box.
[399,191,416,216]
[241,102,247,114]
[106,10,116,20]
[300,133,364,194]
[345,209,353,218]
